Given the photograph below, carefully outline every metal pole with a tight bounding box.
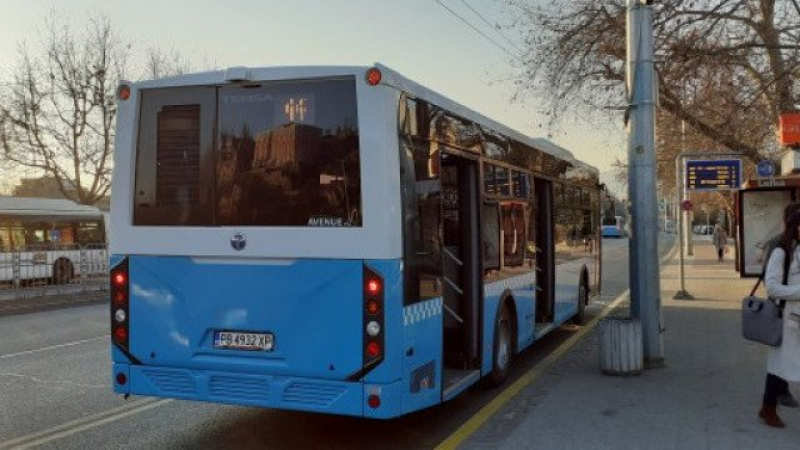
[674,154,693,300]
[626,0,664,367]
[681,120,694,256]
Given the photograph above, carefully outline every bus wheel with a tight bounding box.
[572,276,588,325]
[52,258,74,285]
[488,306,513,387]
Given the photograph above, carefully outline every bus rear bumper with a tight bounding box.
[113,363,405,418]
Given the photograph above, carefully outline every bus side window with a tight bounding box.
[501,203,526,267]
[482,202,500,272]
[400,96,443,305]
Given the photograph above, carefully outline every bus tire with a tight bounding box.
[572,274,589,325]
[488,305,513,387]
[52,258,74,285]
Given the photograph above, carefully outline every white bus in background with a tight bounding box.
[0,197,108,286]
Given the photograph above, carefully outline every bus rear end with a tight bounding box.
[109,67,405,418]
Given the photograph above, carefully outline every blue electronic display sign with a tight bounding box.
[685,159,741,190]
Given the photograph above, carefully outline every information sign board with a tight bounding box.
[685,159,741,190]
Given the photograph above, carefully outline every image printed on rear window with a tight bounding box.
[217,78,361,227]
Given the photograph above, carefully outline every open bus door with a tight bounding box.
[440,152,482,399]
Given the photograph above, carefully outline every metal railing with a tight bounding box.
[0,243,108,299]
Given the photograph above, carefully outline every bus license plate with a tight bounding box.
[214,331,274,351]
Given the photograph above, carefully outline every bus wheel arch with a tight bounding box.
[52,258,75,285]
[488,291,517,387]
[572,267,590,325]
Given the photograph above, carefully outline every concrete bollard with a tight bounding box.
[599,317,643,376]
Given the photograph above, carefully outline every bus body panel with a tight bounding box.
[123,256,364,380]
[127,364,367,416]
[116,361,407,418]
[113,255,413,417]
[400,296,444,414]
[511,289,536,352]
[553,292,579,324]
[481,290,503,377]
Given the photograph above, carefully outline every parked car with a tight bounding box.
[602,225,624,238]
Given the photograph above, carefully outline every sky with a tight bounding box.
[0,0,626,194]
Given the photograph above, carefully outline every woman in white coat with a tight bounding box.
[762,211,800,427]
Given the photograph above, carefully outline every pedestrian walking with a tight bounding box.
[712,223,727,262]
[760,210,800,428]
[759,203,800,415]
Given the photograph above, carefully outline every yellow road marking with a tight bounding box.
[435,289,630,450]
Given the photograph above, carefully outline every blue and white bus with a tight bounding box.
[110,65,601,419]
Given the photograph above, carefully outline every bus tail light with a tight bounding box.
[110,259,130,351]
[366,341,381,358]
[368,394,381,409]
[366,68,382,86]
[363,265,385,367]
[118,84,131,101]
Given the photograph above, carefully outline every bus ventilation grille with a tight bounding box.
[142,368,197,395]
[281,382,346,407]
[209,375,271,402]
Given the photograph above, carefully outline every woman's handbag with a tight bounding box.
[742,289,785,346]
[742,246,791,346]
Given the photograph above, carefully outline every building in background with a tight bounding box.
[11,176,109,211]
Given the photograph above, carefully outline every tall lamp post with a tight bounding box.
[626,0,664,367]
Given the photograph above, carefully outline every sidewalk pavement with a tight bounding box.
[462,241,800,449]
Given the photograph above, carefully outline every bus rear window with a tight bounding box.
[134,78,361,227]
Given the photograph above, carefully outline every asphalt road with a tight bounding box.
[0,236,672,449]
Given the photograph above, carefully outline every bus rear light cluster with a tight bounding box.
[363,265,385,369]
[110,259,130,351]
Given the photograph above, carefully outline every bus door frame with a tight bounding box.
[533,177,555,322]
[440,149,483,369]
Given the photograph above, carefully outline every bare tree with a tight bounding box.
[144,47,198,80]
[0,14,128,205]
[510,0,800,165]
